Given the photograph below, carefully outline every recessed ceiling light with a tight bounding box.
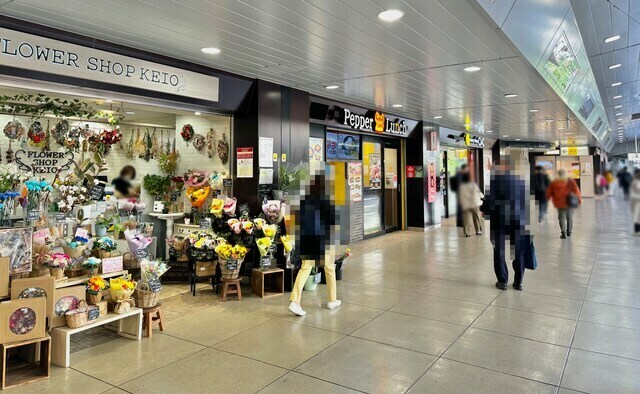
[612,82,622,87]
[194,112,202,116]
[486,130,493,133]
[433,115,443,119]
[529,109,540,112]
[325,85,340,90]
[615,105,622,109]
[464,66,481,72]
[617,118,622,121]
[515,138,522,141]
[503,135,510,137]
[613,95,622,99]
[605,35,621,43]
[558,127,565,130]
[616,112,623,116]
[392,104,403,108]
[504,93,518,98]
[378,9,404,22]
[201,47,221,54]
[609,63,622,69]
[125,111,135,115]
[105,99,113,103]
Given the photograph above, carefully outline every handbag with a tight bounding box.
[567,193,579,208]
[524,238,537,270]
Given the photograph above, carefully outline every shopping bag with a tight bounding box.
[524,238,537,270]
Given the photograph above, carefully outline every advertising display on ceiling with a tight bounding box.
[544,33,579,93]
[578,93,595,119]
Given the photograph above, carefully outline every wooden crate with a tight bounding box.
[251,268,284,298]
[0,335,51,389]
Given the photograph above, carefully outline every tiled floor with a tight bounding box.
[19,195,640,393]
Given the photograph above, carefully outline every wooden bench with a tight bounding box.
[50,307,142,367]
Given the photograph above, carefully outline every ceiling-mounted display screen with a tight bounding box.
[578,93,595,119]
[591,117,603,134]
[544,33,579,93]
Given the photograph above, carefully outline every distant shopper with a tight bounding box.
[631,170,640,235]
[458,172,484,237]
[546,169,581,239]
[532,166,551,222]
[485,154,529,290]
[595,173,606,195]
[450,164,469,228]
[112,165,138,198]
[605,170,615,196]
[618,167,633,200]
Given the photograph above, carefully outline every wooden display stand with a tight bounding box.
[142,304,164,338]
[220,278,242,302]
[251,268,284,298]
[0,335,51,390]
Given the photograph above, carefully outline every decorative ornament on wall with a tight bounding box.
[192,134,206,151]
[27,121,46,148]
[181,124,195,142]
[3,120,25,140]
[206,128,215,159]
[52,119,70,145]
[218,133,229,165]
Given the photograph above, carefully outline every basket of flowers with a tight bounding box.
[65,300,90,329]
[43,253,71,280]
[85,276,108,305]
[186,230,217,261]
[134,259,170,308]
[214,242,248,279]
[59,235,89,259]
[83,257,101,276]
[92,236,118,259]
[109,275,137,313]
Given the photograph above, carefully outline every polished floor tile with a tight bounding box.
[492,290,582,320]
[8,366,113,394]
[572,321,640,360]
[279,299,384,334]
[561,349,640,393]
[392,293,486,325]
[259,372,359,394]
[408,358,557,394]
[584,285,640,309]
[296,337,436,394]
[417,279,501,304]
[579,301,640,330]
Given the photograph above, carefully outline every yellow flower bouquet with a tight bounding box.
[215,242,248,279]
[210,198,224,218]
[262,224,277,239]
[186,186,210,209]
[280,235,293,253]
[256,236,273,256]
[109,275,137,301]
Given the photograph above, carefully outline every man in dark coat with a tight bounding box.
[532,165,550,222]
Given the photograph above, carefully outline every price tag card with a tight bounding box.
[238,203,250,216]
[74,228,88,239]
[260,256,272,269]
[223,178,233,188]
[199,218,212,229]
[27,210,39,221]
[102,256,124,273]
[148,277,162,293]
[226,260,238,270]
[88,307,100,320]
[89,184,105,200]
[55,213,66,224]
[134,248,149,260]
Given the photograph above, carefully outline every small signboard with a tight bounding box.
[226,260,238,270]
[102,256,124,274]
[27,210,39,221]
[238,203,250,216]
[147,277,162,293]
[134,248,149,260]
[260,256,272,269]
[55,213,66,224]
[223,178,233,188]
[89,184,105,200]
[199,218,212,229]
[88,307,100,321]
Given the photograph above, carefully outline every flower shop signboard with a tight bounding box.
[0,27,219,102]
[14,149,74,174]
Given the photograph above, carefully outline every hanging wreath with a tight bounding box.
[192,133,206,151]
[51,119,70,144]
[3,120,25,140]
[27,121,46,146]
[63,126,82,152]
[181,124,195,142]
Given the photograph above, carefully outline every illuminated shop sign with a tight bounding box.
[341,109,409,136]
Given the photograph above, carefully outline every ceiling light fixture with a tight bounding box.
[615,105,622,109]
[515,138,522,141]
[378,9,404,22]
[503,135,510,137]
[200,47,221,55]
[612,82,622,87]
[616,112,623,116]
[392,104,403,108]
[433,115,442,119]
[325,85,340,90]
[126,111,135,115]
[605,35,621,43]
[504,93,518,98]
[617,118,622,121]
[194,112,202,116]
[104,99,113,103]
[464,66,481,72]
[486,130,493,133]
[613,95,622,99]
[529,109,540,112]
[609,63,622,69]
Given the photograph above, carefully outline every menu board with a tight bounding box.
[347,162,363,202]
[326,132,338,160]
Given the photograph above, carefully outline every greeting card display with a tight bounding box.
[51,286,85,328]
[0,297,46,344]
[10,276,55,317]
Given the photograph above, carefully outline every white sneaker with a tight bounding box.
[327,300,342,310]
[288,302,306,316]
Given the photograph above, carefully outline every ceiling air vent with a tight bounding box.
[631,113,640,120]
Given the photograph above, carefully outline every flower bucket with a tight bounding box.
[98,250,112,259]
[85,267,99,277]
[133,283,160,308]
[304,273,318,291]
[220,259,243,279]
[87,292,102,305]
[95,225,108,237]
[49,267,64,280]
[62,244,87,259]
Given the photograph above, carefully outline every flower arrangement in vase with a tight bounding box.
[85,276,108,304]
[59,235,90,259]
[0,163,28,226]
[44,253,71,279]
[83,256,101,276]
[24,177,53,225]
[92,237,117,258]
[94,214,114,237]
[214,241,248,279]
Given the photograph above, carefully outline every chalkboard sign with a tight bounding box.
[238,203,250,216]
[258,184,272,193]
[27,210,39,221]
[148,277,162,293]
[223,178,232,188]
[88,306,100,321]
[55,213,66,224]
[134,248,149,260]
[260,256,272,269]
[199,218,212,229]
[89,184,105,200]
[226,260,238,270]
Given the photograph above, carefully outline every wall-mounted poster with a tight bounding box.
[347,162,363,202]
[236,147,253,178]
[427,157,437,203]
[326,132,338,160]
[338,134,360,160]
[309,137,324,162]
[368,153,381,189]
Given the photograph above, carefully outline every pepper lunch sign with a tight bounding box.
[0,27,219,102]
[341,109,409,136]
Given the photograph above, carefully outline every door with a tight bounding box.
[384,144,400,231]
[362,139,383,236]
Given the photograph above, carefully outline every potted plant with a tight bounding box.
[94,214,113,237]
[276,164,301,200]
[44,253,71,279]
[85,275,108,305]
[59,235,89,259]
[83,256,102,276]
[92,236,118,259]
[112,222,125,239]
[143,175,171,212]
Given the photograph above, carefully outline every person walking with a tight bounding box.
[485,154,528,290]
[618,167,633,200]
[606,170,615,197]
[458,172,484,236]
[546,169,582,239]
[630,170,640,235]
[532,165,551,222]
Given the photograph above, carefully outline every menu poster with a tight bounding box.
[368,153,381,189]
[338,134,360,160]
[258,137,274,168]
[309,137,324,162]
[347,162,363,202]
[326,132,338,160]
[236,147,254,178]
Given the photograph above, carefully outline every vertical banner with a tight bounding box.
[427,157,437,203]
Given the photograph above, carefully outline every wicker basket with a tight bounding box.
[133,283,160,308]
[65,300,89,328]
[220,259,243,279]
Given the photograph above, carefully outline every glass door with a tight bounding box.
[362,139,383,236]
[384,145,399,231]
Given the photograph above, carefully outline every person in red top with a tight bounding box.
[546,169,582,239]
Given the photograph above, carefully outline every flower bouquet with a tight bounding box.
[223,197,237,216]
[124,229,152,254]
[44,252,71,279]
[83,256,101,276]
[135,259,170,307]
[227,218,241,234]
[92,236,117,258]
[0,163,27,225]
[214,241,248,279]
[256,237,273,257]
[262,200,285,223]
[59,235,90,259]
[85,275,108,304]
[24,177,53,225]
[109,275,137,313]
[186,186,210,209]
[186,229,217,260]
[210,198,224,218]
[32,233,55,274]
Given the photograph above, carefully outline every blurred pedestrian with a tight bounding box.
[546,169,581,239]
[605,170,615,196]
[112,165,139,198]
[450,164,469,228]
[532,165,551,222]
[485,153,529,290]
[631,170,640,235]
[458,172,484,237]
[618,167,633,200]
[595,173,606,195]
